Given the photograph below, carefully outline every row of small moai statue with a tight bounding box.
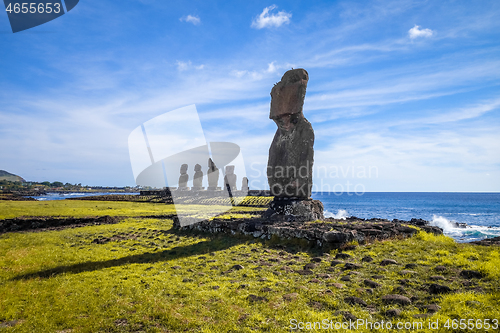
[177,158,249,191]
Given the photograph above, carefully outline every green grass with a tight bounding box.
[0,201,499,332]
[0,200,264,220]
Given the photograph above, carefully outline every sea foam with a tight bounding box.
[325,209,350,220]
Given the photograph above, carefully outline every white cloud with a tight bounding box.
[176,60,191,71]
[180,15,201,25]
[408,25,434,39]
[231,70,248,78]
[176,61,204,71]
[251,5,291,29]
[266,61,277,73]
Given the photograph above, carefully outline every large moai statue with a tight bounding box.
[178,164,189,190]
[264,69,324,221]
[192,164,204,190]
[224,165,237,192]
[207,158,220,190]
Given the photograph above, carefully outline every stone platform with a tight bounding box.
[262,198,324,222]
[176,215,444,250]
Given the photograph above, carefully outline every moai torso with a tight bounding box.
[224,165,237,191]
[207,158,220,190]
[178,164,189,189]
[193,164,203,189]
[241,177,249,191]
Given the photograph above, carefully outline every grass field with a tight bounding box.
[0,200,264,220]
[0,200,499,332]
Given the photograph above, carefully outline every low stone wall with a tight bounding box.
[0,216,119,233]
[177,216,444,249]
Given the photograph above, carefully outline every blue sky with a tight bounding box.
[0,0,499,191]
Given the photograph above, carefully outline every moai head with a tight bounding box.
[270,69,309,132]
[208,158,218,172]
[180,164,188,174]
[242,177,249,189]
[194,164,202,172]
[225,165,235,175]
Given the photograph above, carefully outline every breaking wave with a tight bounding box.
[325,209,350,220]
[430,215,500,242]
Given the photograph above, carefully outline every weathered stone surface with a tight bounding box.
[178,164,189,189]
[247,294,267,302]
[344,262,363,270]
[364,279,381,288]
[335,311,357,321]
[241,177,249,191]
[267,68,313,199]
[470,236,500,246]
[380,259,398,266]
[430,275,445,281]
[230,264,244,270]
[224,165,237,191]
[317,273,331,279]
[429,284,452,294]
[344,296,367,307]
[323,230,354,243]
[0,215,120,234]
[393,286,407,294]
[303,263,316,270]
[385,309,402,317]
[262,198,324,222]
[381,294,411,305]
[460,270,485,279]
[335,253,352,259]
[422,304,441,313]
[207,158,220,190]
[192,164,203,189]
[177,217,441,250]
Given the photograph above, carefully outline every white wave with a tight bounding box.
[430,215,500,241]
[430,215,457,233]
[325,209,350,220]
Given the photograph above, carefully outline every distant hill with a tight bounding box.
[0,170,26,183]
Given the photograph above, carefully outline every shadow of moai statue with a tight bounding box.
[267,68,313,198]
[178,164,189,190]
[224,165,237,192]
[192,164,204,190]
[241,177,249,192]
[207,158,220,190]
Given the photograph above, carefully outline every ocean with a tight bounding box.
[312,192,500,243]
